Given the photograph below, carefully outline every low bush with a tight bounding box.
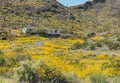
[90,73,109,83]
[111,76,120,83]
[0,56,5,66]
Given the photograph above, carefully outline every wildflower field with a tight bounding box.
[0,35,120,83]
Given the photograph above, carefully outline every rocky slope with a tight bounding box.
[72,0,120,30]
[0,0,69,29]
[0,0,120,37]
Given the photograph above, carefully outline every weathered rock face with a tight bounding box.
[93,0,106,3]
[72,0,120,10]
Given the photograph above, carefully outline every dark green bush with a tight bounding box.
[0,56,5,66]
[0,50,4,56]
[107,41,120,50]
[70,42,84,50]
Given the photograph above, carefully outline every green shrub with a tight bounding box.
[112,76,120,83]
[13,60,82,83]
[14,61,38,83]
[95,40,103,47]
[90,73,109,83]
[0,56,5,66]
[70,42,84,50]
[0,76,18,83]
[14,47,23,53]
[107,41,120,50]
[0,50,4,56]
[89,44,96,50]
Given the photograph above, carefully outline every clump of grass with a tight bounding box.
[89,73,109,83]
[111,76,120,83]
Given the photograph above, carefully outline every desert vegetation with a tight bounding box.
[0,35,120,83]
[0,0,120,83]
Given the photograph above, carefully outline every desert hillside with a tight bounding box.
[0,0,120,83]
[0,0,120,37]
